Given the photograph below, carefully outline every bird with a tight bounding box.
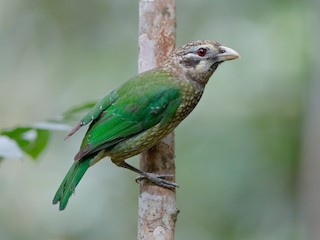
[53,40,240,210]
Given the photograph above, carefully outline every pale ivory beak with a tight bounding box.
[217,46,240,61]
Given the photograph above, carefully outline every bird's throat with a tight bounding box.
[210,62,221,72]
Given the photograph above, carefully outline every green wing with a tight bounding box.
[64,89,118,139]
[74,70,182,160]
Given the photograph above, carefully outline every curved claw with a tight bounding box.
[135,173,179,189]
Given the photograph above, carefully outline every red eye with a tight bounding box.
[197,48,207,57]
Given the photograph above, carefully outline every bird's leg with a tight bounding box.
[112,159,179,189]
[134,174,177,189]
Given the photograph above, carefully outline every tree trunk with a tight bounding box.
[299,1,320,238]
[138,0,179,239]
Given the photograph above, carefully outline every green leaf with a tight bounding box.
[62,101,97,122]
[0,100,96,161]
[1,127,51,160]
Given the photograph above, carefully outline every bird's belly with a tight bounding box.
[107,121,178,161]
[108,96,200,161]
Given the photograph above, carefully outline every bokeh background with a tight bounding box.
[0,0,318,239]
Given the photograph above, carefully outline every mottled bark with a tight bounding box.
[138,0,179,239]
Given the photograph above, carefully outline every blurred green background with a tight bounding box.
[0,0,318,239]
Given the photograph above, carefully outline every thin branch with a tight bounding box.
[138,0,179,239]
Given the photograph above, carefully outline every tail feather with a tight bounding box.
[53,158,91,210]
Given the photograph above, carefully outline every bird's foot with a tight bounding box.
[135,173,179,189]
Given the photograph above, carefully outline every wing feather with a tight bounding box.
[74,70,181,160]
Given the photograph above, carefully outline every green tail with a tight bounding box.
[53,158,91,210]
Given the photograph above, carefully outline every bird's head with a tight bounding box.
[162,40,240,85]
